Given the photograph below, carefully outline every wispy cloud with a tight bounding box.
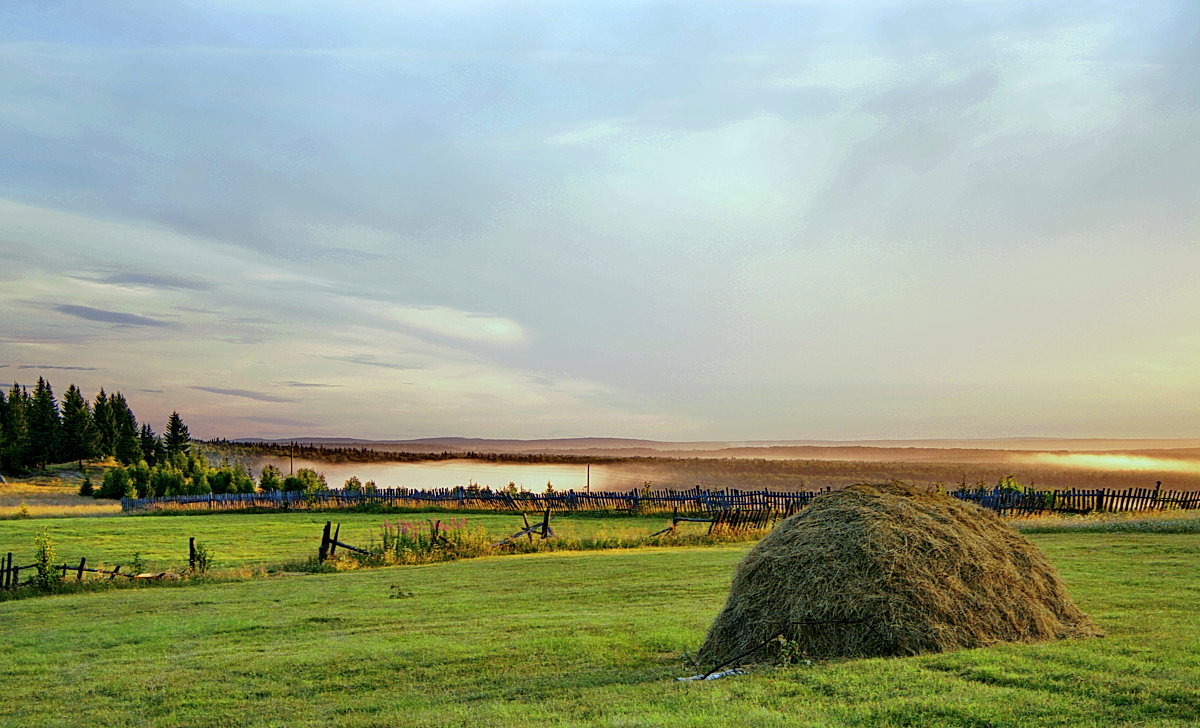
[93,271,211,291]
[370,303,528,346]
[241,415,319,428]
[281,381,342,388]
[191,386,296,403]
[17,364,98,371]
[325,354,420,371]
[54,304,171,327]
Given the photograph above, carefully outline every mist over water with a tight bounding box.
[255,458,637,493]
[1025,453,1200,475]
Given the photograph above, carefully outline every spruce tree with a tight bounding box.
[60,384,98,464]
[0,388,7,453]
[110,392,142,465]
[164,411,191,455]
[139,423,160,466]
[0,384,29,472]
[27,377,62,469]
[92,389,115,458]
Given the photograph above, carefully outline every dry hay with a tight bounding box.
[697,482,1102,666]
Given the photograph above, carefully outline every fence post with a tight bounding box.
[319,521,332,562]
[77,557,86,581]
[189,537,196,571]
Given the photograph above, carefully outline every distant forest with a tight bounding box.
[0,376,190,475]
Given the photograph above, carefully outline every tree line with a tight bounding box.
[0,376,190,474]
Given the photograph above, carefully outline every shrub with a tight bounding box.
[191,540,212,574]
[33,529,60,592]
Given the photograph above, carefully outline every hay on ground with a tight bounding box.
[697,482,1102,665]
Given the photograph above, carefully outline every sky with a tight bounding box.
[1,1,1198,441]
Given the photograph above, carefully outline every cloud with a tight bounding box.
[548,121,624,146]
[93,271,211,291]
[17,364,98,371]
[372,304,528,346]
[324,354,420,371]
[190,386,296,403]
[54,304,171,327]
[240,415,319,428]
[281,381,342,388]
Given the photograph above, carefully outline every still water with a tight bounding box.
[254,457,628,493]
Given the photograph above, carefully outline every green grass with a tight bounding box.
[0,511,703,571]
[0,531,1196,727]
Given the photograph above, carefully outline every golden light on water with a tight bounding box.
[1028,453,1200,474]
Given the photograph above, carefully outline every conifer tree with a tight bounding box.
[60,384,98,464]
[164,411,191,455]
[109,392,142,465]
[0,383,29,472]
[27,377,62,469]
[92,389,115,458]
[0,388,7,452]
[139,423,161,466]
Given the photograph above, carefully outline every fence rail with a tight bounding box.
[121,484,1200,516]
[121,486,822,514]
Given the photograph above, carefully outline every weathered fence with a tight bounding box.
[121,486,823,514]
[0,551,153,589]
[950,484,1200,516]
[121,483,1200,516]
[1,539,197,591]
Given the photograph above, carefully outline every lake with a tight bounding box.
[252,457,634,493]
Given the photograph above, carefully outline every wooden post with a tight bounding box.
[3,552,10,588]
[540,507,552,539]
[1154,481,1162,509]
[319,521,332,562]
[522,512,533,542]
[77,557,86,581]
[330,524,340,557]
[189,537,197,571]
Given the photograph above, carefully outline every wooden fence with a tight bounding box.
[950,485,1200,516]
[2,540,197,591]
[120,483,1200,516]
[120,486,823,514]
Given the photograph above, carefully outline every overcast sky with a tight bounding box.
[1,1,1197,441]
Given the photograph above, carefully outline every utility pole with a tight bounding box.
[289,441,294,475]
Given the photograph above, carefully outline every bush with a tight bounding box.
[99,467,135,499]
[191,540,213,574]
[33,530,60,592]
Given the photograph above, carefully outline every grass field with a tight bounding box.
[0,530,1196,727]
[0,465,121,519]
[0,511,699,571]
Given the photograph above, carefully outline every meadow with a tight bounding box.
[0,532,1196,727]
[0,510,708,573]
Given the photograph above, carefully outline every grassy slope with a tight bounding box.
[0,533,1196,728]
[0,512,687,570]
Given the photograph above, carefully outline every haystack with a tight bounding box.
[697,483,1101,666]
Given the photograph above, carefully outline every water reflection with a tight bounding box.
[254,457,627,493]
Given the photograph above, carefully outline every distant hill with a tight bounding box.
[225,435,1200,459]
